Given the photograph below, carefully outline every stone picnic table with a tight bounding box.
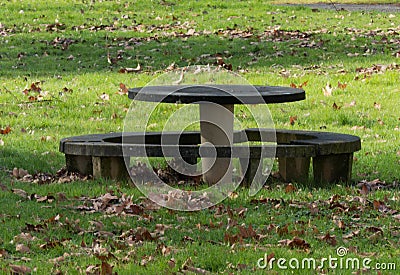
[60,84,361,186]
[127,84,304,184]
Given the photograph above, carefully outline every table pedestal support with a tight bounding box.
[200,103,234,184]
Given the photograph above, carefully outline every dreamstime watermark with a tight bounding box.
[123,66,276,211]
[257,247,396,271]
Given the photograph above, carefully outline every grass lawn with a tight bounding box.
[271,0,398,4]
[0,0,399,274]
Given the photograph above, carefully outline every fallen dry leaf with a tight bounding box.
[323,82,333,96]
[319,232,337,246]
[49,255,67,264]
[289,116,297,126]
[343,230,360,240]
[182,257,211,274]
[0,249,9,258]
[100,93,110,101]
[285,183,296,193]
[101,261,113,275]
[373,200,390,213]
[168,258,176,268]
[393,214,400,221]
[332,102,341,110]
[337,81,347,89]
[0,126,11,135]
[290,81,308,88]
[9,264,31,274]
[16,244,30,254]
[279,236,310,251]
[12,188,28,198]
[119,64,141,73]
[117,83,129,95]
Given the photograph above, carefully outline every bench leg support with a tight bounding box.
[279,157,311,183]
[92,156,130,181]
[313,153,353,184]
[240,157,264,188]
[65,154,93,175]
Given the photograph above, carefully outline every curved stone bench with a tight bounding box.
[59,129,361,185]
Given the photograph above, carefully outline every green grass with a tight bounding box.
[0,0,399,274]
[272,0,398,4]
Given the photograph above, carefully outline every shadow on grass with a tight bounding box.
[0,29,394,78]
[0,147,64,174]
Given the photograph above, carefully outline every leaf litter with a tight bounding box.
[4,169,400,273]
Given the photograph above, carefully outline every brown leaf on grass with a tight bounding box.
[333,219,346,230]
[368,231,383,242]
[279,236,310,251]
[12,188,28,198]
[166,62,176,71]
[157,243,172,256]
[319,232,337,246]
[228,191,238,199]
[276,224,289,236]
[290,81,308,88]
[135,227,155,242]
[85,265,99,274]
[332,102,341,110]
[360,183,370,195]
[374,102,381,110]
[16,244,30,254]
[30,82,41,92]
[285,183,296,193]
[0,126,11,135]
[343,230,360,240]
[100,93,110,101]
[289,116,297,126]
[168,258,176,268]
[119,64,141,73]
[13,233,37,243]
[182,258,211,274]
[90,220,104,231]
[0,249,9,258]
[49,255,67,264]
[373,200,390,213]
[216,56,232,71]
[101,261,113,275]
[344,100,356,107]
[0,182,7,191]
[41,136,53,142]
[24,221,47,232]
[40,240,63,250]
[28,95,38,102]
[182,235,195,243]
[34,194,55,203]
[62,87,73,94]
[323,82,333,96]
[351,125,366,131]
[9,265,31,274]
[238,224,257,239]
[290,229,305,237]
[309,202,319,215]
[337,81,347,90]
[117,83,129,95]
[224,232,241,244]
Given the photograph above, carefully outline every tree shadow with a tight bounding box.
[1,28,394,78]
[0,147,63,174]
